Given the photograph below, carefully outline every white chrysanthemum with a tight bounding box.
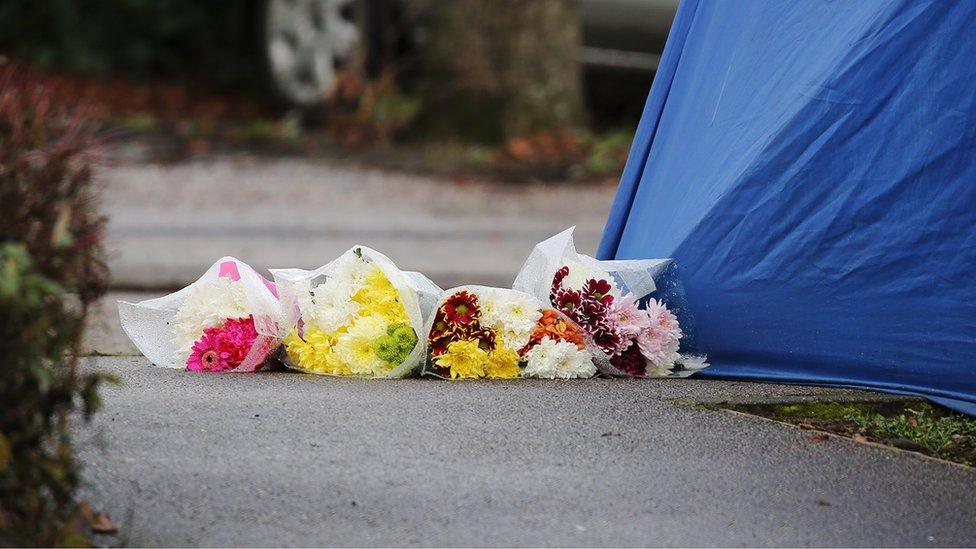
[479,288,542,351]
[297,255,371,332]
[302,278,361,332]
[478,288,506,327]
[294,278,319,323]
[331,252,372,289]
[561,260,622,299]
[335,314,388,376]
[173,277,250,362]
[523,336,596,379]
[650,338,680,372]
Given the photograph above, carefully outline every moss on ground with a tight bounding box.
[722,400,976,467]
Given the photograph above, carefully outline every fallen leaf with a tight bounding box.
[90,514,119,535]
[851,434,869,443]
[809,433,830,443]
[816,499,831,507]
[798,422,816,430]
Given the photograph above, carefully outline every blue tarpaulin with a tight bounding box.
[599,0,976,414]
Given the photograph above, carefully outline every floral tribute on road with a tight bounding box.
[273,247,440,378]
[425,286,596,380]
[119,257,282,372]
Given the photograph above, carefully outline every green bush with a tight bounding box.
[0,0,258,90]
[0,80,111,545]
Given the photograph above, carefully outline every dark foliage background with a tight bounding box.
[0,0,258,90]
[0,75,111,545]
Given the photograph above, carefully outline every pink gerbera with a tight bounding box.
[187,331,233,372]
[186,316,259,372]
[217,316,259,365]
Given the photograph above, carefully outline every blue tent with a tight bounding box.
[599,0,976,414]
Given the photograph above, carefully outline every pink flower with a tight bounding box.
[636,299,682,366]
[645,298,681,341]
[636,330,668,366]
[611,293,650,341]
[186,316,259,372]
[216,316,260,365]
[187,331,232,372]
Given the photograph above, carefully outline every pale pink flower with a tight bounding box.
[610,293,650,341]
[637,299,682,366]
[645,298,681,341]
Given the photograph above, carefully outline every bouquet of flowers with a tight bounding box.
[514,227,707,377]
[424,286,597,380]
[118,257,283,372]
[271,246,442,378]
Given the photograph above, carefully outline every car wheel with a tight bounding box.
[260,0,365,109]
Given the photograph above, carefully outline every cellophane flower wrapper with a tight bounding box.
[422,285,598,380]
[118,257,283,372]
[513,227,708,378]
[271,246,441,378]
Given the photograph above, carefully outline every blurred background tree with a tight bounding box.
[419,0,584,143]
[0,0,665,179]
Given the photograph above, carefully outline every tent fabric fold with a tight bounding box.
[599,0,976,414]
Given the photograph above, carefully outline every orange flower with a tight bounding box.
[522,309,586,353]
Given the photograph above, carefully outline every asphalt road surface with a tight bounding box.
[77,357,976,547]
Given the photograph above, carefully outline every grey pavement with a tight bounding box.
[87,158,976,546]
[100,156,614,290]
[77,355,976,547]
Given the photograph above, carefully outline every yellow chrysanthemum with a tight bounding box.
[284,328,351,375]
[353,267,409,324]
[335,314,388,375]
[485,346,521,379]
[434,339,489,379]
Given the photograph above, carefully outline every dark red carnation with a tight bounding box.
[554,287,583,314]
[582,278,614,305]
[550,265,571,301]
[610,342,647,377]
[592,322,626,356]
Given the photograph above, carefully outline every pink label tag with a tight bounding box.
[219,260,277,298]
[218,261,242,281]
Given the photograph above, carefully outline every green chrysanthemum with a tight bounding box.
[390,323,418,349]
[375,335,402,364]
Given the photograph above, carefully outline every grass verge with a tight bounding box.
[719,400,976,466]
